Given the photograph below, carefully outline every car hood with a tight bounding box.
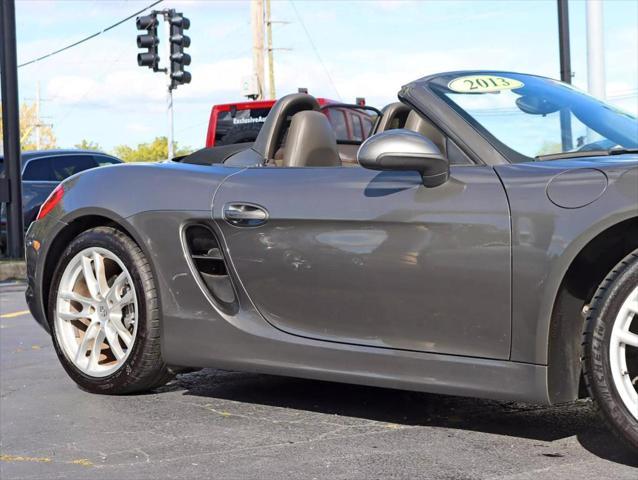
[525,153,638,171]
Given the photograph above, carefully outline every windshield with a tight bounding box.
[429,72,638,161]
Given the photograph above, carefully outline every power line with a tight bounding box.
[18,0,164,68]
[54,46,131,128]
[288,0,342,101]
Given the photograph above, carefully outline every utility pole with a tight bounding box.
[0,0,25,259]
[586,0,606,99]
[251,0,265,100]
[23,83,52,149]
[265,0,275,99]
[556,0,573,150]
[586,0,605,144]
[35,81,41,150]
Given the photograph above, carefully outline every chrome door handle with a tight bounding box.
[223,203,269,227]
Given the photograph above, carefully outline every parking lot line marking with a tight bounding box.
[0,454,93,467]
[0,454,52,463]
[0,310,30,319]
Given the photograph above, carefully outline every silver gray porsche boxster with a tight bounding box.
[25,71,638,450]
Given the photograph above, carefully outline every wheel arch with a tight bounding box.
[41,209,158,328]
[546,216,638,403]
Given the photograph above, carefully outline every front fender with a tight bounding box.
[496,161,638,368]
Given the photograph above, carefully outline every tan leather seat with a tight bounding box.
[404,110,447,156]
[253,93,320,162]
[336,144,359,166]
[283,111,341,167]
[375,102,411,133]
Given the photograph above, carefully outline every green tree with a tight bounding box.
[74,139,102,151]
[112,136,191,162]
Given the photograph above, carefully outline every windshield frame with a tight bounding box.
[399,72,514,166]
[419,71,637,163]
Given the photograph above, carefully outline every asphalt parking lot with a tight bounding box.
[1,281,637,480]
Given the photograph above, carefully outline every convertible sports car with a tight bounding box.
[25,71,638,450]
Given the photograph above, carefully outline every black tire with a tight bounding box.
[48,226,172,394]
[583,249,638,451]
[217,123,262,146]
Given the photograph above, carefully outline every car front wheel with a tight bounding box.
[49,226,171,394]
[583,249,638,451]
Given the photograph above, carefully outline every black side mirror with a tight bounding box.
[357,129,449,187]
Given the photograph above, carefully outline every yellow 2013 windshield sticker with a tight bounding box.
[448,75,524,93]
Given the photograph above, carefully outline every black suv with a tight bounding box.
[1,150,122,252]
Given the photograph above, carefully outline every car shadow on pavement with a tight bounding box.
[165,368,637,467]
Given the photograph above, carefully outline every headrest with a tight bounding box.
[253,93,320,161]
[283,111,341,167]
[375,102,411,133]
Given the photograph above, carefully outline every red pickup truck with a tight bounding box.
[206,98,377,147]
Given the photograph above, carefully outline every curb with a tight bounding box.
[0,260,27,282]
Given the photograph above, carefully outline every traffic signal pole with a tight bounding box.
[136,9,190,160]
[0,0,25,259]
[163,16,175,160]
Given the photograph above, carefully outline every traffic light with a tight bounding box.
[136,14,159,70]
[169,11,191,89]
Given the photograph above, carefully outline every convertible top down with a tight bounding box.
[25,71,638,450]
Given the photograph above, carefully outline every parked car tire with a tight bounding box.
[48,226,172,394]
[583,249,638,450]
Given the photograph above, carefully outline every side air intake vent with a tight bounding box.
[184,225,238,314]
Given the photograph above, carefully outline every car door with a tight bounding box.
[213,165,512,359]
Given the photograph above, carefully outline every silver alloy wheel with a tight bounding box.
[55,247,138,378]
[610,285,638,420]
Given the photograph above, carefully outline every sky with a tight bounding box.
[7,0,638,152]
